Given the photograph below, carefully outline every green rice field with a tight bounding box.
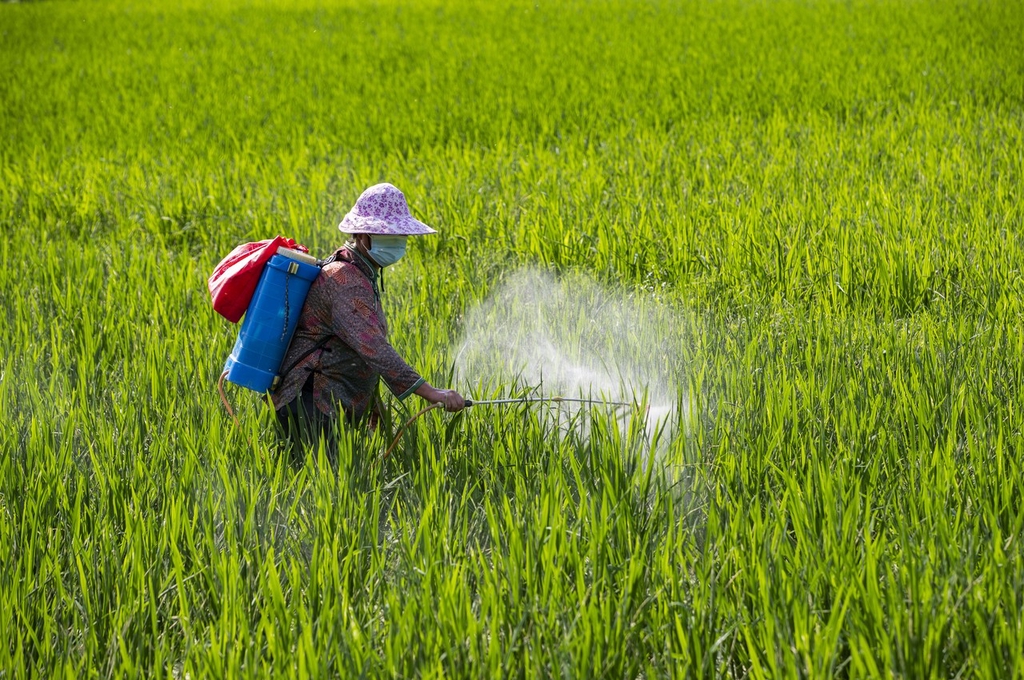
[2,0,1023,676]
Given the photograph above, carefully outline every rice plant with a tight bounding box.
[2,0,1022,676]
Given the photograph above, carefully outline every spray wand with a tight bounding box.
[382,396,635,460]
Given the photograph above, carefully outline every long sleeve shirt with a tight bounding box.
[270,246,424,421]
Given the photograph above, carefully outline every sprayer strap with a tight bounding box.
[280,335,332,380]
[316,252,340,268]
[275,253,338,382]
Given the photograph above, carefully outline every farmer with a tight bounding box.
[271,183,465,456]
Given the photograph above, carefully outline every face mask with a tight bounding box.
[366,235,408,268]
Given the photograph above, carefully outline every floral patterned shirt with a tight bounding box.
[270,247,424,420]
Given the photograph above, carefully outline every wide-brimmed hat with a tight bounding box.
[337,183,437,236]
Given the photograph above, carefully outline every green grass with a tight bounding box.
[2,0,1023,676]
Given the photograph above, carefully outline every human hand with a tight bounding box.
[413,382,466,411]
[423,386,465,412]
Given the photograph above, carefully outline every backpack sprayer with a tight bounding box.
[217,246,321,426]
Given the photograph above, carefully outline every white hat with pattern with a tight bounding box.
[337,183,437,236]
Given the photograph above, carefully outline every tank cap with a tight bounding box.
[277,246,318,266]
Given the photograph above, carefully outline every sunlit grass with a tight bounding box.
[2,0,1023,676]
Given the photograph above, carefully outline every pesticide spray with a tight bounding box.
[453,268,687,462]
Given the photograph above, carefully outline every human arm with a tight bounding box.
[323,263,465,411]
[324,266,426,400]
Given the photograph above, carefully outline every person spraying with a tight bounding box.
[272,183,465,456]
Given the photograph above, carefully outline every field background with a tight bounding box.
[2,0,1024,677]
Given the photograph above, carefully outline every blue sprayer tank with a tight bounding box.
[222,248,321,392]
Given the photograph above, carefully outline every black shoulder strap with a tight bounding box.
[279,252,337,379]
[316,252,340,268]
[281,335,332,379]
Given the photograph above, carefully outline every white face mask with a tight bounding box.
[366,235,408,268]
